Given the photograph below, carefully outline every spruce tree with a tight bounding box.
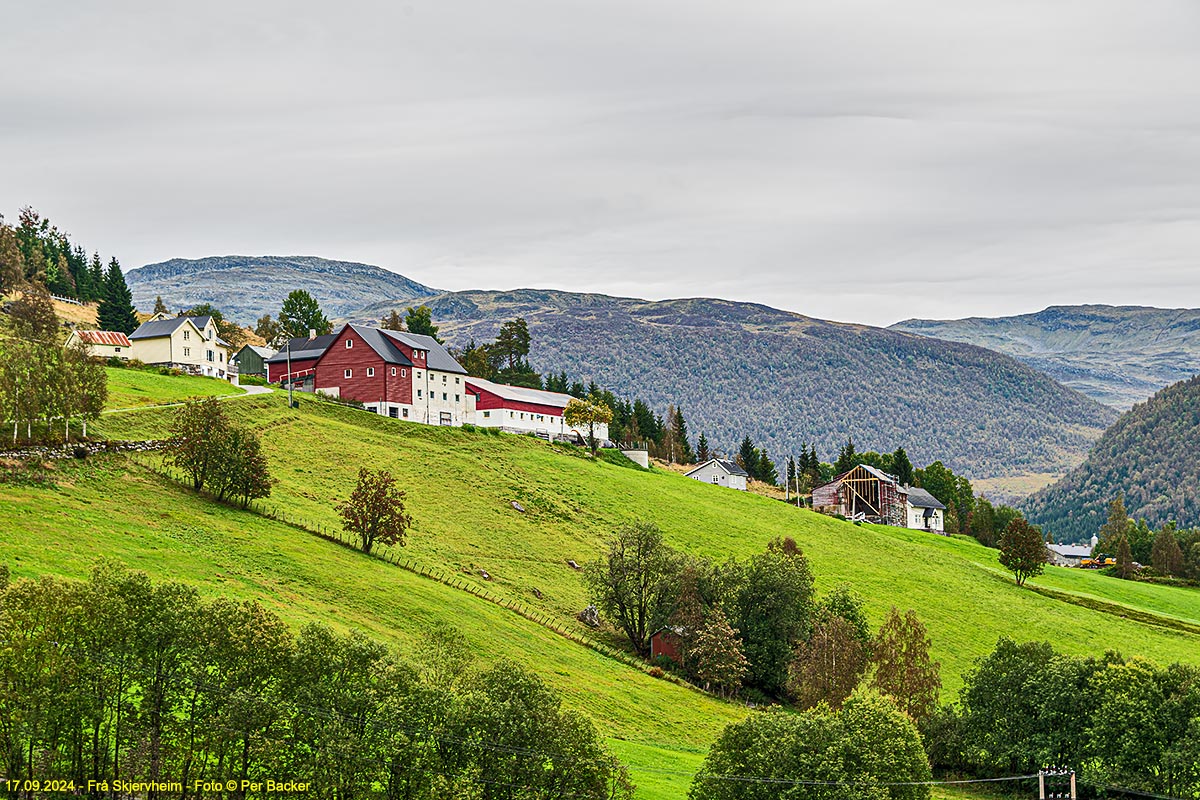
[834,437,857,475]
[696,432,710,462]
[153,295,169,315]
[98,258,138,334]
[892,447,914,486]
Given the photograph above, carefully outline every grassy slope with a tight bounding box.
[5,371,1200,798]
[92,388,1200,694]
[104,366,240,410]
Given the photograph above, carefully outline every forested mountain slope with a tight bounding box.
[1024,374,1200,542]
[356,290,1117,480]
[892,305,1200,409]
[126,255,437,322]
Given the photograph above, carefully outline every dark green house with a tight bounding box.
[231,344,276,377]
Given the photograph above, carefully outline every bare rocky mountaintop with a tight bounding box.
[126,255,438,323]
[892,305,1200,409]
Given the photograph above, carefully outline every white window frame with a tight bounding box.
[346,339,353,348]
[344,368,353,379]
[367,367,375,377]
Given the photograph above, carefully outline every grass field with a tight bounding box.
[4,371,1199,798]
[103,366,241,410]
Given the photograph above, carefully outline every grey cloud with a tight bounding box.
[3,0,1199,325]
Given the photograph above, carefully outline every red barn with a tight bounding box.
[311,324,470,425]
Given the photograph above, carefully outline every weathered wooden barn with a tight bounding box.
[811,464,908,526]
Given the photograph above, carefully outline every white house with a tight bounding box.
[685,459,749,491]
[65,330,132,361]
[905,487,947,533]
[128,313,234,380]
[1047,537,1097,567]
[465,377,609,442]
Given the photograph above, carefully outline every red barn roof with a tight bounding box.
[74,330,132,347]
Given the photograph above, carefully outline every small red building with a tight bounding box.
[265,333,338,389]
[649,627,683,664]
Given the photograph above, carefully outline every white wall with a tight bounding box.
[907,504,944,532]
[687,461,747,491]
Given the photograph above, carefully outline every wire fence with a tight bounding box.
[132,456,702,693]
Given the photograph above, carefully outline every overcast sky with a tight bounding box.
[4,1,1199,326]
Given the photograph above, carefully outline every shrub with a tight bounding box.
[648,666,665,679]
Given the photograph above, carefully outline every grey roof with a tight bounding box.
[379,329,467,374]
[1048,543,1093,559]
[350,325,415,367]
[858,463,899,484]
[234,344,275,361]
[265,333,339,362]
[905,487,947,510]
[129,314,209,340]
[686,458,749,478]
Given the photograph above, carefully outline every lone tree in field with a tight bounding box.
[870,607,941,724]
[998,517,1047,587]
[564,397,613,457]
[166,397,231,491]
[338,467,413,553]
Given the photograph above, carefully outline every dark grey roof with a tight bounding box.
[130,315,206,340]
[380,329,467,374]
[265,333,338,362]
[233,344,275,361]
[686,458,749,478]
[350,325,415,367]
[905,487,947,510]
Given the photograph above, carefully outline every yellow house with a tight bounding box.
[65,330,133,361]
[128,313,234,380]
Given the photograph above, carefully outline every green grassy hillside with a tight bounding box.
[5,370,1200,798]
[104,366,241,410]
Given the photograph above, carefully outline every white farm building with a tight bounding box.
[685,459,749,491]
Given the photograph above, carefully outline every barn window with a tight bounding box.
[401,369,407,377]
[483,411,490,418]
[367,367,375,377]
[402,408,409,417]
[391,367,396,376]
[344,369,352,379]
[346,339,353,348]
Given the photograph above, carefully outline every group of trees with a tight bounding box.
[0,288,108,442]
[585,523,941,714]
[456,317,543,388]
[1095,495,1200,582]
[1,208,139,333]
[735,435,778,484]
[0,565,634,799]
[164,398,272,507]
[690,694,933,800]
[926,638,1200,799]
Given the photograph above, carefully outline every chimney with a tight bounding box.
[308,328,316,340]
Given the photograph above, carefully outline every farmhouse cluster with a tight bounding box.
[810,464,947,532]
[71,315,607,442]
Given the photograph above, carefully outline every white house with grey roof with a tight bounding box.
[685,459,749,491]
[465,377,609,442]
[905,487,947,532]
[128,313,233,380]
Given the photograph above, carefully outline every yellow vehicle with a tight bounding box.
[1081,556,1116,569]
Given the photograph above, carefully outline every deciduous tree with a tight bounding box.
[564,397,613,456]
[337,467,413,553]
[584,521,681,657]
[403,305,441,343]
[998,517,1047,586]
[278,289,331,337]
[870,607,941,724]
[692,607,748,698]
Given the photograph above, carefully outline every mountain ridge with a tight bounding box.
[125,255,1118,483]
[126,255,438,322]
[891,304,1200,409]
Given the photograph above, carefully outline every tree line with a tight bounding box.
[0,288,108,443]
[1,207,140,335]
[924,637,1200,800]
[0,564,633,800]
[1094,495,1200,583]
[584,523,941,714]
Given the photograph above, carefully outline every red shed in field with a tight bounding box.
[265,333,338,388]
[650,627,683,664]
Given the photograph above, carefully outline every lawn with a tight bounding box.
[102,365,242,410]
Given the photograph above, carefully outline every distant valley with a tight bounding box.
[892,305,1200,409]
